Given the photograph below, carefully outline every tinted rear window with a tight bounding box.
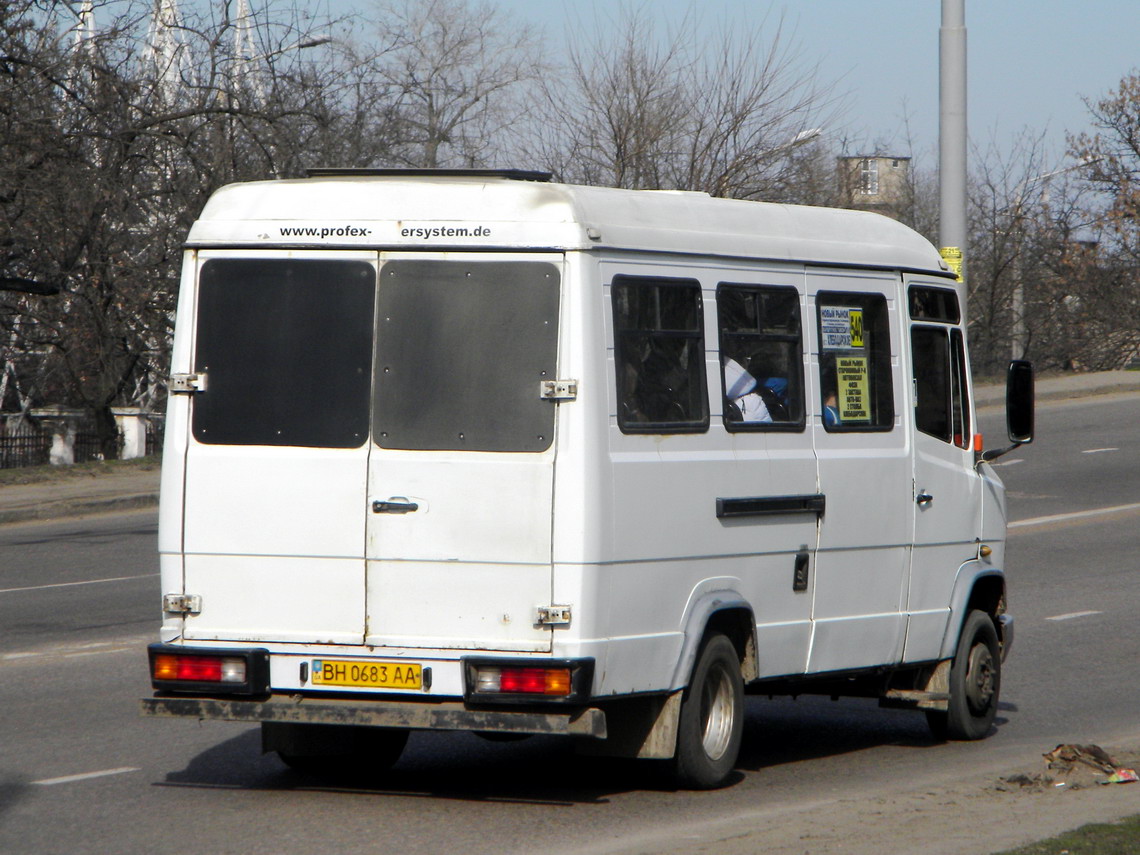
[193,258,375,447]
[373,260,560,452]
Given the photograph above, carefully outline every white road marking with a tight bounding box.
[33,767,140,786]
[1081,447,1119,454]
[1009,501,1140,529]
[992,458,1025,466]
[1045,610,1103,622]
[2,636,150,663]
[0,573,157,595]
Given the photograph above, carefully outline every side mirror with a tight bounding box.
[1006,359,1034,444]
[979,360,1034,464]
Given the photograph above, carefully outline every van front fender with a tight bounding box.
[940,561,1008,660]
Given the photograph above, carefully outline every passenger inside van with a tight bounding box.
[823,392,840,427]
[819,364,841,427]
[723,358,786,423]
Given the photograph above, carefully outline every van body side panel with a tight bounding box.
[157,250,198,642]
[806,268,909,672]
[549,254,619,682]
[598,257,818,690]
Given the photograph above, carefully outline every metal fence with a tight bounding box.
[73,432,105,463]
[0,425,51,469]
[145,419,165,456]
[0,415,164,469]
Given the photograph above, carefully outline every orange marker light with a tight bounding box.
[153,654,179,681]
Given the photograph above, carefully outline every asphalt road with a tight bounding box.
[1,392,1137,855]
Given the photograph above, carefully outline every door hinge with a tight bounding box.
[163,593,202,615]
[169,372,207,394]
[539,379,578,401]
[536,605,572,626]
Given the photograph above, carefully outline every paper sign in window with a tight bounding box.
[837,356,870,422]
[820,306,864,350]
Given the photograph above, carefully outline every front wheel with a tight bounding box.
[672,633,744,789]
[927,609,1001,741]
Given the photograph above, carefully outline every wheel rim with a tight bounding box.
[700,663,735,761]
[964,641,996,716]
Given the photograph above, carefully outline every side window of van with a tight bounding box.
[716,284,805,430]
[612,276,709,433]
[816,291,894,431]
[909,286,971,449]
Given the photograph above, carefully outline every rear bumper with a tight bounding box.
[140,694,607,739]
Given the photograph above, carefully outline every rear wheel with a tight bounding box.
[265,723,408,779]
[672,633,744,789]
[927,609,1001,741]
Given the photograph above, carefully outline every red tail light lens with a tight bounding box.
[498,667,570,695]
[149,644,269,696]
[464,658,592,704]
[152,652,247,684]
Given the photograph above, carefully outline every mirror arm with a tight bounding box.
[976,440,1023,467]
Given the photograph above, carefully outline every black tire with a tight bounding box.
[927,609,1001,741]
[267,723,408,779]
[672,633,744,789]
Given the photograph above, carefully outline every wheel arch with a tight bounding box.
[670,587,757,690]
[940,561,1008,660]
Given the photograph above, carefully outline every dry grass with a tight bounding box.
[0,455,161,487]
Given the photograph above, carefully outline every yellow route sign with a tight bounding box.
[939,246,963,282]
[836,356,870,422]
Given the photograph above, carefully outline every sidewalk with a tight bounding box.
[974,368,1140,407]
[0,467,160,525]
[2,370,1138,525]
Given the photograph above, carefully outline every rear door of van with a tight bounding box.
[181,252,376,644]
[363,255,562,652]
[179,251,561,653]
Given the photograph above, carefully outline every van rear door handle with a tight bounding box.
[373,498,419,514]
[916,492,934,506]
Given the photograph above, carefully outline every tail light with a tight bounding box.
[464,658,593,704]
[148,644,270,696]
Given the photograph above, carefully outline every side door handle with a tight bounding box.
[372,498,419,514]
[916,491,934,506]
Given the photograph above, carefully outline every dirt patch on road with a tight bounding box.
[598,745,1140,855]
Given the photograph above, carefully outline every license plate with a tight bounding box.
[311,659,422,690]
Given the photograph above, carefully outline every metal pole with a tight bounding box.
[939,0,968,303]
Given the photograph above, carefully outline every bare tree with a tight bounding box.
[530,6,841,200]
[1071,72,1140,259]
[1063,72,1140,368]
[963,131,1057,373]
[963,127,1126,374]
[366,0,544,169]
[0,0,393,454]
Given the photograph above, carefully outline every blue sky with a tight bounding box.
[328,0,1139,169]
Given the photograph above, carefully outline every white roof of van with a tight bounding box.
[187,172,950,275]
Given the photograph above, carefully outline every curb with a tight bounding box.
[974,378,1140,408]
[0,492,159,526]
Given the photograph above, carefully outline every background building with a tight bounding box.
[837,155,912,221]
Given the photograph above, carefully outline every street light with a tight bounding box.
[789,128,823,148]
[233,32,332,106]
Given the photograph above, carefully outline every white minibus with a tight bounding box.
[143,169,1033,789]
